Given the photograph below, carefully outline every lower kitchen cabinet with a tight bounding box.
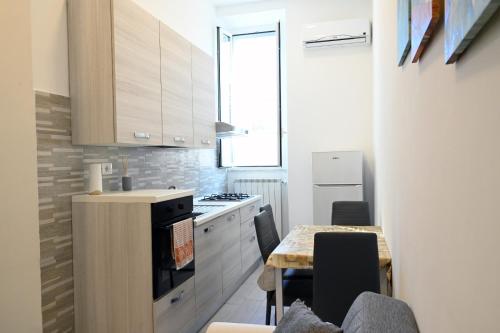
[241,217,261,273]
[193,199,261,330]
[154,277,196,333]
[221,211,242,296]
[194,217,224,326]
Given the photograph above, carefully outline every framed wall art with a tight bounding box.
[445,0,500,64]
[397,0,412,66]
[411,0,443,62]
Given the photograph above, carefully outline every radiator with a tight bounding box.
[233,178,284,237]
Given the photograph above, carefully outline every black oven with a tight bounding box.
[151,196,195,301]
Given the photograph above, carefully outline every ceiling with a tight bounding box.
[212,0,265,7]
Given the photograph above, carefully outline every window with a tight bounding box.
[217,26,281,167]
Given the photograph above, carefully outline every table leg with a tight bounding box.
[275,267,283,322]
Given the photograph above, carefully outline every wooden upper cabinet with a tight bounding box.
[192,46,217,149]
[160,23,194,147]
[68,0,115,145]
[68,0,216,148]
[113,0,162,145]
[68,0,162,146]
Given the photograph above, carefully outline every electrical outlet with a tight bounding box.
[101,163,113,176]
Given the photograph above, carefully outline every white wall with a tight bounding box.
[374,1,500,331]
[286,0,373,229]
[0,1,43,332]
[217,0,374,229]
[31,0,69,96]
[133,0,216,55]
[31,0,216,96]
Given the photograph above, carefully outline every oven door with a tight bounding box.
[152,218,195,301]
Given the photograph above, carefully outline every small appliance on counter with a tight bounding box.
[88,163,103,195]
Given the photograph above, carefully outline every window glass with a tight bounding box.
[219,31,280,167]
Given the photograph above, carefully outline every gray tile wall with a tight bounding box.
[35,91,226,332]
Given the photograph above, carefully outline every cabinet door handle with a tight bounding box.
[174,137,186,143]
[204,224,215,233]
[201,139,211,145]
[170,290,184,304]
[227,214,236,221]
[249,221,254,228]
[249,235,256,243]
[249,205,256,211]
[134,132,151,140]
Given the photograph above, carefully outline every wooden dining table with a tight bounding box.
[266,224,392,322]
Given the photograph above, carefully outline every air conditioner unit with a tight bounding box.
[302,19,371,48]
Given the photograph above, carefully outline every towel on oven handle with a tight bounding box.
[170,218,194,270]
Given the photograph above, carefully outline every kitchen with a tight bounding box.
[2,0,500,333]
[30,0,376,331]
[33,0,295,331]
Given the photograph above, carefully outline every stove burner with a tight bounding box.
[201,193,251,201]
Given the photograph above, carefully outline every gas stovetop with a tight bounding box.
[200,193,251,202]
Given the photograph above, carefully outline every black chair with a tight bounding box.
[259,203,274,214]
[331,201,371,226]
[259,204,313,281]
[254,210,313,325]
[312,232,380,327]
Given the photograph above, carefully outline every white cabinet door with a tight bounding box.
[313,185,363,225]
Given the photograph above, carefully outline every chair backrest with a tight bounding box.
[259,204,273,215]
[254,209,280,263]
[331,201,371,226]
[341,292,419,333]
[313,232,380,327]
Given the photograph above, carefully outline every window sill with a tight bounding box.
[225,166,286,171]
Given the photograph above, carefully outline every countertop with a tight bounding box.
[194,195,261,227]
[72,189,195,203]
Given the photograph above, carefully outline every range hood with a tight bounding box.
[216,122,249,138]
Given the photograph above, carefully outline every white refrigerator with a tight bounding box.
[312,151,364,225]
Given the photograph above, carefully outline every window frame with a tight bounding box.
[217,24,283,168]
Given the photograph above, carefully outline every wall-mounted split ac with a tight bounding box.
[302,19,371,48]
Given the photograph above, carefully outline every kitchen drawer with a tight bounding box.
[154,277,196,333]
[241,230,261,273]
[240,201,259,223]
[240,217,256,239]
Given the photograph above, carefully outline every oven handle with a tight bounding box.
[153,216,194,230]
